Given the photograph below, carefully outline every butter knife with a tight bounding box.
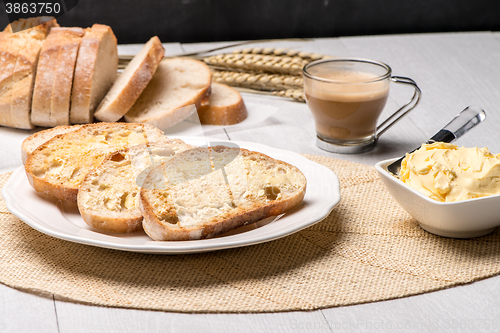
[387,105,486,176]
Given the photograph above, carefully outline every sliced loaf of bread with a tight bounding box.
[25,122,165,202]
[139,146,307,241]
[77,139,193,233]
[94,36,165,122]
[197,83,247,125]
[124,57,211,129]
[70,24,118,124]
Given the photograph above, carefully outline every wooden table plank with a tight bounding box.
[55,301,333,333]
[0,284,58,333]
[322,274,500,333]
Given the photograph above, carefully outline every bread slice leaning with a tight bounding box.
[197,82,248,125]
[25,122,165,203]
[70,24,118,124]
[94,36,165,122]
[124,57,212,129]
[139,146,307,241]
[77,139,193,233]
[21,124,82,164]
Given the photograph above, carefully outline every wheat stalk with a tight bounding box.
[203,50,329,76]
[202,48,330,102]
[233,47,329,60]
[212,70,305,102]
[271,89,305,102]
[212,70,303,91]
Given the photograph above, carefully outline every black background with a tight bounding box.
[0,0,499,44]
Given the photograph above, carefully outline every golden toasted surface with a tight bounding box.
[25,123,165,202]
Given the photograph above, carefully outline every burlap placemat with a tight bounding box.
[1,155,500,313]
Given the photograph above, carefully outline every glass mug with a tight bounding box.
[303,58,421,153]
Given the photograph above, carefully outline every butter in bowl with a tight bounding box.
[376,142,500,238]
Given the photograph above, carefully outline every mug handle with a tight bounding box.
[375,76,421,138]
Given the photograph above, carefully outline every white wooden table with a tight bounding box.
[2,32,500,332]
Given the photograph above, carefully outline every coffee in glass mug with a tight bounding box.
[303,58,420,153]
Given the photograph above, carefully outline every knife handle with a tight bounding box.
[427,105,486,144]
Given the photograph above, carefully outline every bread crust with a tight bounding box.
[139,147,307,241]
[9,18,58,129]
[70,24,117,124]
[79,207,143,234]
[10,74,37,129]
[3,17,57,34]
[197,83,248,125]
[31,35,61,126]
[94,36,165,122]
[124,57,212,129]
[50,28,85,126]
[0,18,58,129]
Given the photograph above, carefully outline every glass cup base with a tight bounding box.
[316,136,376,154]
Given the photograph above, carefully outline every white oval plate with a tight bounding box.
[2,137,340,254]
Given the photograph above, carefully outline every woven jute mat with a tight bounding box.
[1,155,500,313]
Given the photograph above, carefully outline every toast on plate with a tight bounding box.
[77,139,193,233]
[25,122,165,202]
[139,146,307,241]
[21,124,83,164]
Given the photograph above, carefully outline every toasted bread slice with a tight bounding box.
[124,57,211,129]
[70,24,118,124]
[139,146,307,241]
[25,123,165,202]
[197,83,248,125]
[21,124,83,164]
[77,139,193,233]
[94,36,165,122]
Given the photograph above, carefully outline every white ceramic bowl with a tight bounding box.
[375,157,500,238]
